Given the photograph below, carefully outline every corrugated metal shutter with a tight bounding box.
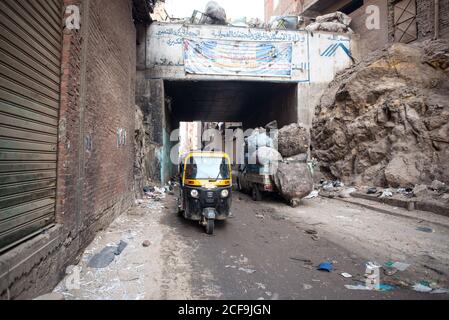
[0,0,62,251]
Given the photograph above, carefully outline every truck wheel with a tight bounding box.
[237,179,243,192]
[205,219,214,235]
[252,186,262,201]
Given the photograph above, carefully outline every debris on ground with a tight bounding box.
[305,190,319,199]
[389,261,410,272]
[306,11,353,34]
[312,40,449,200]
[303,284,313,290]
[87,240,128,269]
[345,284,369,290]
[412,283,433,293]
[142,240,151,247]
[380,189,393,198]
[416,226,434,233]
[341,272,352,278]
[317,262,333,272]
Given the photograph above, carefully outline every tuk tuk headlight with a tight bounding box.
[190,189,199,198]
[220,189,229,198]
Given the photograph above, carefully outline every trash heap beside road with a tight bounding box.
[306,11,353,34]
[246,122,314,207]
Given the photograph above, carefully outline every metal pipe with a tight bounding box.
[434,0,440,39]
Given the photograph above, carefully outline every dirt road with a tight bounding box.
[53,191,449,300]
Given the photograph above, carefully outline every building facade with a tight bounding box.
[265,0,449,57]
[0,0,152,300]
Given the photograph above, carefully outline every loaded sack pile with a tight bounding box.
[247,122,313,206]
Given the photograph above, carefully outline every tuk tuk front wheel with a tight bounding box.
[205,219,214,235]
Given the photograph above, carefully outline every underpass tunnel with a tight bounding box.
[162,80,299,182]
[164,80,298,130]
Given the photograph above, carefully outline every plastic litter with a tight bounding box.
[345,284,369,290]
[341,272,352,278]
[416,226,434,233]
[391,262,410,271]
[380,189,393,198]
[305,190,319,199]
[412,283,433,293]
[317,262,333,272]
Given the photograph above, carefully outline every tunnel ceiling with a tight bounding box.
[164,80,296,124]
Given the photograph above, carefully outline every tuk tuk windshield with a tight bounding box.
[185,156,230,180]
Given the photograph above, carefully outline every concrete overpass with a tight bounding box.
[136,22,358,183]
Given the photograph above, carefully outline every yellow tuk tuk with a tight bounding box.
[178,151,232,234]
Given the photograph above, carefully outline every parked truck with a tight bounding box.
[235,130,279,201]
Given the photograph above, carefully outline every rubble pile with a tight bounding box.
[360,180,449,205]
[306,11,353,34]
[271,123,313,206]
[204,1,227,25]
[312,40,449,190]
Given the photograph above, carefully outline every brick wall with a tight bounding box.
[58,0,136,260]
[265,0,301,22]
[1,0,137,300]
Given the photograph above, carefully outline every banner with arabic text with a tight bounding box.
[183,39,293,77]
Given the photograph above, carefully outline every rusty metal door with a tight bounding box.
[393,0,417,43]
[0,0,62,251]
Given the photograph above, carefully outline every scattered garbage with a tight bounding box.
[317,262,333,272]
[115,240,127,255]
[88,240,128,268]
[142,240,151,247]
[365,261,381,290]
[416,226,434,233]
[391,262,410,272]
[303,284,313,290]
[367,187,378,194]
[345,284,370,290]
[341,272,352,278]
[305,229,318,235]
[306,11,353,34]
[238,267,256,274]
[380,189,393,198]
[431,288,449,294]
[383,267,398,276]
[378,284,395,291]
[305,190,319,199]
[412,283,433,293]
[143,185,169,201]
[269,15,300,30]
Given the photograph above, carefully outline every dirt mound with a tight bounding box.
[311,40,449,188]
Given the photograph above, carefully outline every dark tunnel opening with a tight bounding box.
[164,80,298,130]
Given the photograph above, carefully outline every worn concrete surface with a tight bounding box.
[52,192,449,300]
